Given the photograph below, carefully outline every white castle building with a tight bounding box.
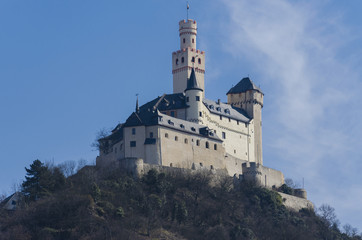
[96,19,286,189]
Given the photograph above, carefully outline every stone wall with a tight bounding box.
[278,192,314,211]
[242,162,284,188]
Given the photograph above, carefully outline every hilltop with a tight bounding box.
[0,160,361,240]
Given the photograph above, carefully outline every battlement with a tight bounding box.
[172,48,205,55]
[179,19,197,28]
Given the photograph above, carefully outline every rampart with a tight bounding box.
[242,162,284,189]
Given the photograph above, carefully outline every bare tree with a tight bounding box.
[318,204,340,228]
[343,224,358,237]
[284,178,300,189]
[77,158,88,172]
[91,128,110,151]
[59,160,77,177]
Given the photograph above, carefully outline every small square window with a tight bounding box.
[196,96,200,101]
[130,141,136,147]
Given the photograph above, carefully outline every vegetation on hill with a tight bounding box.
[0,160,361,240]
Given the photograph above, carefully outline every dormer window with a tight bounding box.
[216,107,221,112]
[224,109,230,114]
[180,124,185,129]
[168,120,174,126]
[209,105,214,110]
[191,127,196,132]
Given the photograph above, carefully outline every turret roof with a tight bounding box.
[185,68,203,92]
[227,77,263,95]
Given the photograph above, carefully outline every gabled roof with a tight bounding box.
[185,68,203,92]
[227,77,263,95]
[203,98,250,122]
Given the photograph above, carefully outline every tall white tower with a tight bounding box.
[172,19,205,97]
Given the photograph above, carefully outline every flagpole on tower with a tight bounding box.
[187,1,189,20]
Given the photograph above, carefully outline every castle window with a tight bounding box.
[237,121,239,125]
[176,58,179,65]
[198,58,201,64]
[183,38,185,43]
[225,109,230,114]
[192,38,194,43]
[209,105,214,110]
[165,133,169,138]
[216,107,221,112]
[196,96,200,101]
[191,57,195,62]
[222,132,226,139]
[150,132,154,138]
[181,57,184,63]
[184,138,188,144]
[210,165,214,170]
[199,111,202,117]
[175,136,178,141]
[214,144,217,150]
[196,140,200,146]
[170,163,173,167]
[234,150,236,154]
[186,97,189,102]
[130,141,136,147]
[168,120,174,126]
[220,116,222,120]
[191,127,196,132]
[180,124,185,129]
[132,128,136,135]
[205,142,209,149]
[229,118,231,122]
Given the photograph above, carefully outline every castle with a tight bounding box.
[96,18,286,190]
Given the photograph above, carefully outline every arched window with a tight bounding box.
[196,140,200,146]
[183,38,186,43]
[198,58,201,64]
[176,58,179,65]
[191,57,195,63]
[192,38,195,43]
[181,57,184,63]
[205,142,209,149]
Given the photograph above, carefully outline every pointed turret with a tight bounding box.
[185,68,203,91]
[185,69,203,123]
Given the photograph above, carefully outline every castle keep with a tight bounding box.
[96,19,285,189]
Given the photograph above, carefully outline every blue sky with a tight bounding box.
[1,0,361,232]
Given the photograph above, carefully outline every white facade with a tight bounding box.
[96,18,282,185]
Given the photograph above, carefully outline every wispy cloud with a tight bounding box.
[219,0,362,230]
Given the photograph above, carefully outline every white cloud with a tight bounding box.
[219,0,362,230]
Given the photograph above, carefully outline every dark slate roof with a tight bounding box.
[227,77,263,95]
[139,93,187,112]
[185,68,203,92]
[203,98,250,122]
[157,111,222,141]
